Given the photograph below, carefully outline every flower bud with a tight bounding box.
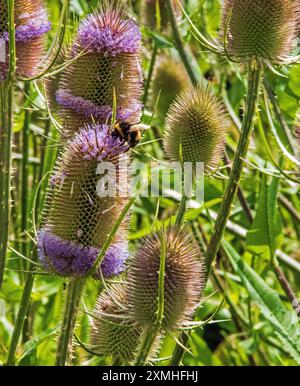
[164,83,229,173]
[221,0,300,64]
[38,124,130,278]
[151,56,190,119]
[127,227,205,331]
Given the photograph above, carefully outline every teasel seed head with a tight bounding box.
[0,0,51,80]
[221,0,300,64]
[151,56,190,119]
[164,83,229,173]
[127,227,205,331]
[141,0,181,31]
[38,124,130,278]
[90,283,141,362]
[52,4,143,140]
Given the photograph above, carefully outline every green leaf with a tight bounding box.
[223,240,300,364]
[18,327,58,366]
[246,173,283,260]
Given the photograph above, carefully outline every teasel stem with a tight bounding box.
[175,156,193,227]
[56,277,86,366]
[205,60,261,275]
[143,43,158,106]
[21,82,30,270]
[166,0,199,86]
[170,60,262,366]
[0,0,16,288]
[134,233,167,366]
[6,250,37,365]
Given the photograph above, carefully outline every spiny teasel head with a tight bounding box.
[141,0,181,31]
[164,83,229,173]
[221,0,300,64]
[151,56,190,119]
[0,0,51,80]
[127,227,205,332]
[90,283,141,362]
[52,4,143,140]
[37,124,131,278]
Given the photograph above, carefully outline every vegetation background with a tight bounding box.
[0,0,300,366]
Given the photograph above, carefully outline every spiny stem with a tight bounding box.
[0,0,16,288]
[205,61,262,274]
[56,277,86,366]
[6,251,37,365]
[143,43,158,106]
[166,0,199,86]
[21,82,30,268]
[170,60,262,366]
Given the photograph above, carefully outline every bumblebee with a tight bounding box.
[112,121,147,148]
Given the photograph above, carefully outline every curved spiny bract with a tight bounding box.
[38,124,130,278]
[53,5,143,140]
[151,56,190,120]
[0,0,51,80]
[221,0,300,64]
[127,227,205,332]
[164,83,229,174]
[90,284,141,363]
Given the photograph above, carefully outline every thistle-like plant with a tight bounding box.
[128,227,205,331]
[0,0,51,80]
[164,83,229,173]
[151,56,190,119]
[221,0,300,65]
[127,227,205,365]
[38,124,130,278]
[48,3,143,140]
[90,284,141,363]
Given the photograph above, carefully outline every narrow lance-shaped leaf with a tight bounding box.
[223,240,300,364]
[246,173,283,260]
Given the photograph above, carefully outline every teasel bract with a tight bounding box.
[0,0,51,80]
[127,227,205,332]
[151,56,190,119]
[47,3,143,140]
[221,0,300,65]
[37,124,130,278]
[164,83,229,173]
[90,283,141,363]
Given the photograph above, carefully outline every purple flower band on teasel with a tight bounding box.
[55,89,142,122]
[78,11,141,56]
[71,124,128,161]
[37,229,128,278]
[3,9,51,43]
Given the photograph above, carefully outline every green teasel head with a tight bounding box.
[127,227,205,332]
[151,56,190,120]
[51,3,143,140]
[221,0,300,64]
[90,283,141,363]
[164,83,229,174]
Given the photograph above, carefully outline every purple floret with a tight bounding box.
[70,124,128,161]
[55,89,142,122]
[77,11,141,56]
[37,229,128,278]
[3,9,51,43]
